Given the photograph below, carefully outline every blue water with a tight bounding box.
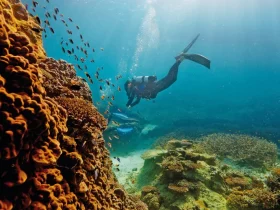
[23,0,280,148]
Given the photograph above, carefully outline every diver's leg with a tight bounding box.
[153,61,181,93]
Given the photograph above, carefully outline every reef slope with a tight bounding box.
[0,0,147,209]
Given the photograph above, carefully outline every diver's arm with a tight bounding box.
[126,92,135,107]
[130,96,141,107]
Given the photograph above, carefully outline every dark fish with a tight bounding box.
[35,16,41,24]
[43,29,46,33]
[49,27,54,33]
[106,80,110,86]
[81,78,87,82]
[70,84,81,90]
[44,20,50,26]
[84,50,88,56]
[84,65,87,70]
[31,27,42,33]
[69,39,74,44]
[81,47,84,52]
[76,25,80,30]
[32,8,35,12]
[46,0,49,3]
[67,50,72,54]
[62,47,65,53]
[80,34,83,40]
[45,34,47,38]
[69,18,73,22]
[66,43,68,46]
[99,86,102,90]
[76,46,79,50]
[117,157,120,162]
[87,42,90,47]
[116,168,120,171]
[72,48,74,53]
[67,30,72,35]
[61,19,66,24]
[84,43,87,47]
[89,78,93,84]
[77,65,82,70]
[92,48,95,52]
[60,40,63,45]
[108,102,113,106]
[118,86,121,91]
[53,14,57,20]
[32,1,38,8]
[112,84,115,87]
[90,59,94,63]
[25,4,28,10]
[80,58,85,63]
[98,79,103,82]
[54,8,59,14]
[85,72,91,78]
[74,55,78,60]
[65,23,68,27]
[112,95,115,100]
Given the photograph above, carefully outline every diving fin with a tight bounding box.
[175,34,200,60]
[184,53,211,69]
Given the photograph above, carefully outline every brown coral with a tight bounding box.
[0,1,146,209]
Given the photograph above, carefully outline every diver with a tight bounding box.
[124,34,211,108]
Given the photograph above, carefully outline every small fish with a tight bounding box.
[76,46,79,50]
[53,14,57,20]
[101,95,105,100]
[92,48,95,52]
[80,58,85,63]
[77,64,82,70]
[108,102,113,106]
[69,17,73,22]
[25,4,28,10]
[54,8,59,14]
[74,55,78,60]
[80,34,83,40]
[76,25,80,30]
[69,39,74,44]
[61,19,66,24]
[99,86,102,90]
[46,0,49,3]
[67,50,72,54]
[106,80,110,86]
[49,27,55,33]
[35,16,41,24]
[60,40,63,45]
[60,14,64,17]
[111,95,115,100]
[104,110,109,114]
[82,141,87,147]
[113,135,119,139]
[66,43,68,46]
[118,108,122,112]
[100,47,104,51]
[118,86,121,91]
[109,136,112,141]
[98,79,103,82]
[44,20,50,26]
[116,168,120,171]
[107,142,112,148]
[71,48,74,53]
[90,59,94,63]
[94,169,99,180]
[89,78,93,84]
[84,65,87,70]
[85,72,91,79]
[112,84,115,87]
[87,42,90,47]
[32,8,35,13]
[43,29,46,33]
[115,164,119,167]
[81,78,87,82]
[67,30,72,35]
[32,1,38,8]
[117,157,120,162]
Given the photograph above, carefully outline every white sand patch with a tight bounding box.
[111,150,145,185]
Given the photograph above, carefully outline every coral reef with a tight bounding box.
[198,133,277,167]
[0,1,146,209]
[136,137,280,210]
[39,58,92,101]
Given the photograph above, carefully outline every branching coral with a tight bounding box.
[198,133,277,167]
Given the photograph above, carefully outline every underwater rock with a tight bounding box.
[141,149,167,160]
[0,1,146,209]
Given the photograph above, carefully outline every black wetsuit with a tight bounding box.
[126,60,181,107]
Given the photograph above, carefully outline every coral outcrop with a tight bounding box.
[0,1,146,209]
[136,137,280,210]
